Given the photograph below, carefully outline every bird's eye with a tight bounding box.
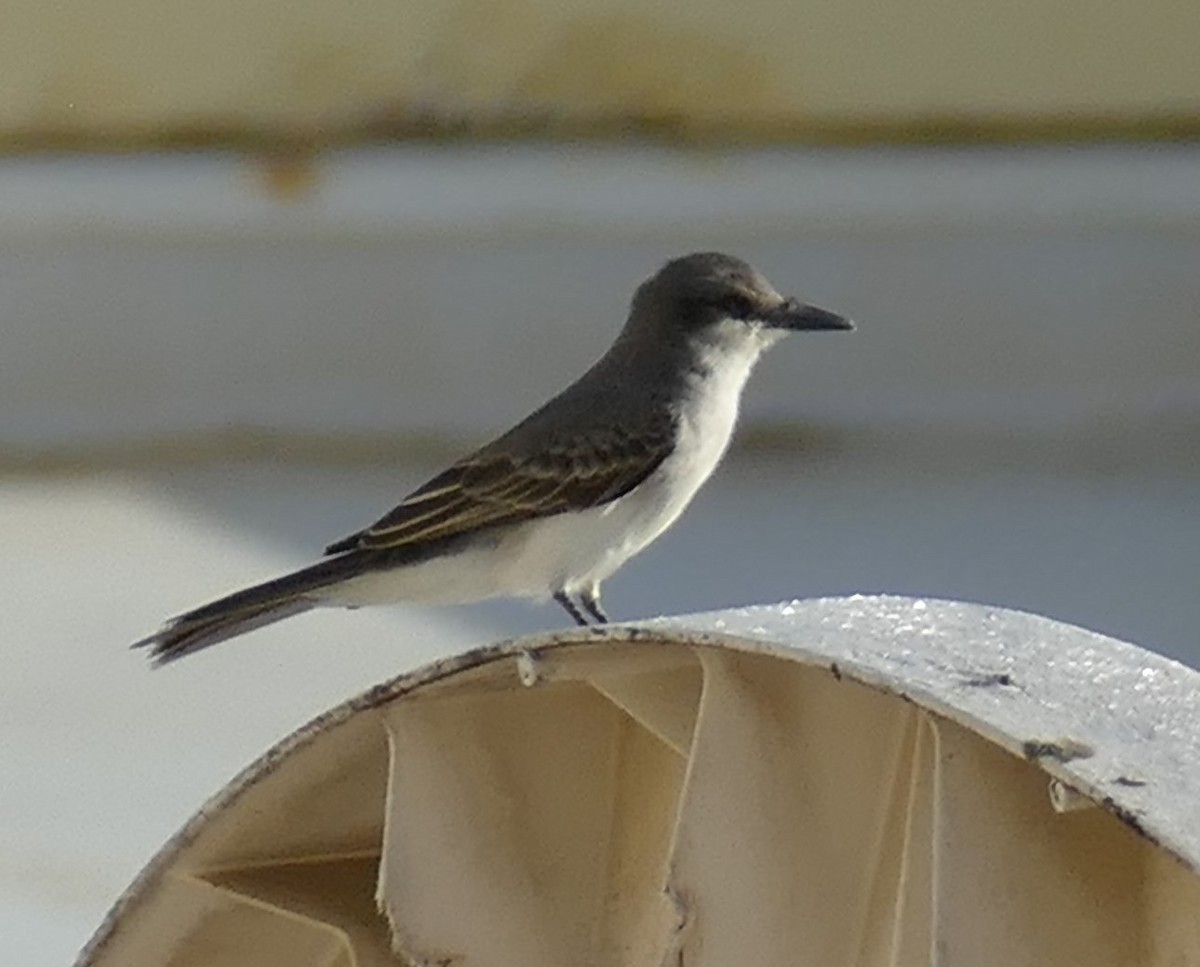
[720,293,756,319]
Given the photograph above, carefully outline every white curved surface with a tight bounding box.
[655,596,1200,870]
[77,597,1200,967]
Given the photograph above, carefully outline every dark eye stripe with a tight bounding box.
[721,293,756,318]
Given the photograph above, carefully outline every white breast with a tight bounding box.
[526,321,770,593]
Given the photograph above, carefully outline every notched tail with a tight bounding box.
[133,555,364,666]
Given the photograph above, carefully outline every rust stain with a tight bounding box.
[250,149,322,202]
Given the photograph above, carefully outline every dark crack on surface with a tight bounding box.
[962,671,1014,687]
[1102,797,1154,843]
[1022,738,1095,762]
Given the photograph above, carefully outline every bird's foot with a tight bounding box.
[554,589,609,627]
[581,591,609,624]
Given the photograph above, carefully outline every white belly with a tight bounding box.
[325,425,734,608]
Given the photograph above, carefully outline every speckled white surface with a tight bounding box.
[646,596,1200,871]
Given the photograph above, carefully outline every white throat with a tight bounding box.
[672,317,776,480]
[685,316,778,402]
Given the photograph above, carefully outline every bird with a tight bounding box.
[135,252,853,664]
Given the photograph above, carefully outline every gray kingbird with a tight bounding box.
[136,252,853,664]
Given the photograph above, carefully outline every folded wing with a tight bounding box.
[324,425,674,555]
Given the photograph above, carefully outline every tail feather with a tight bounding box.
[134,555,363,665]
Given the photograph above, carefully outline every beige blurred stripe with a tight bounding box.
[2,0,1199,148]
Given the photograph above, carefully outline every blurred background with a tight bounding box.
[2,0,1199,962]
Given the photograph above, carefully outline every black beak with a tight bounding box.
[766,298,854,332]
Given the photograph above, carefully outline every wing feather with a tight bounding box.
[323,423,674,555]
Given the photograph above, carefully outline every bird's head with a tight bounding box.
[629,252,853,352]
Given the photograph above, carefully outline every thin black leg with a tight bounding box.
[581,589,609,624]
[554,590,590,626]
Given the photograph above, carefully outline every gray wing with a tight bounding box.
[324,422,674,554]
